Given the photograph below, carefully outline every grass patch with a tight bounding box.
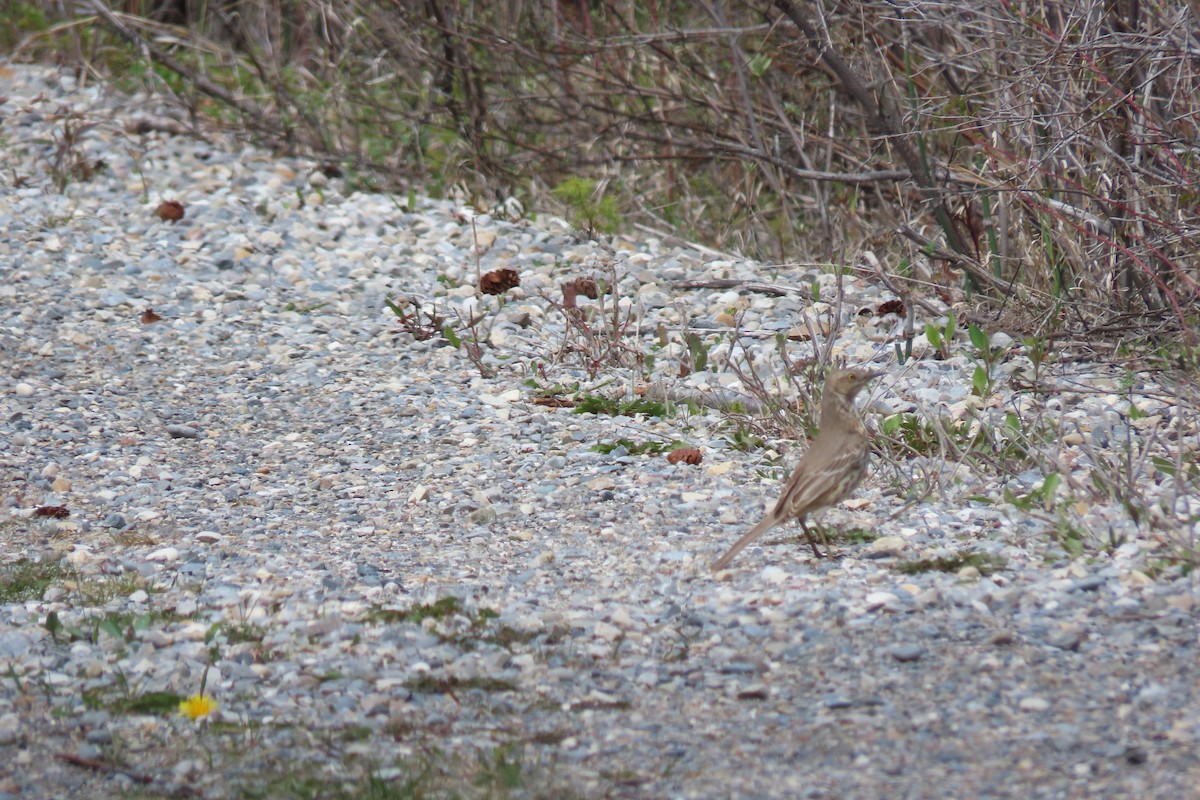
[45,608,186,645]
[765,526,879,550]
[0,559,66,602]
[406,675,518,694]
[83,687,183,715]
[366,597,530,651]
[894,551,1006,576]
[237,743,579,800]
[216,621,268,644]
[76,572,146,605]
[368,596,466,625]
[0,558,142,607]
[572,394,682,418]
[590,438,690,456]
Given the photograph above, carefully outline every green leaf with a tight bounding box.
[747,53,772,78]
[45,611,61,640]
[97,619,124,641]
[972,365,989,396]
[968,324,989,353]
[1040,473,1061,509]
[442,325,462,348]
[684,332,708,373]
[925,323,942,349]
[1003,487,1032,511]
[944,310,957,341]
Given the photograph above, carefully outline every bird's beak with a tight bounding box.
[864,369,886,381]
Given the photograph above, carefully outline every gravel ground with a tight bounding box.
[2,63,1200,800]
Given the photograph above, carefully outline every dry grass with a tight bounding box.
[5,0,1198,351]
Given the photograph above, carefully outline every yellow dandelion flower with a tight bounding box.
[178,694,218,720]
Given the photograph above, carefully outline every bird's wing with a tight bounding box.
[772,443,867,518]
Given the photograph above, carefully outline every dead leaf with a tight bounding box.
[140,308,163,324]
[667,447,703,465]
[480,268,520,295]
[573,277,600,299]
[156,200,185,222]
[33,505,70,519]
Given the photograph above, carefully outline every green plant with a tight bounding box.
[971,364,994,399]
[406,674,517,694]
[45,608,180,646]
[283,300,329,314]
[1050,514,1087,559]
[768,526,878,550]
[591,438,690,455]
[1021,335,1051,383]
[1003,473,1061,513]
[0,559,65,602]
[925,310,955,360]
[683,332,709,375]
[572,393,685,417]
[894,551,1006,575]
[967,323,1005,399]
[722,422,768,452]
[384,296,445,341]
[880,413,973,457]
[551,177,620,236]
[38,110,103,193]
[0,2,49,54]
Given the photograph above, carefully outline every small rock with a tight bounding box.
[865,591,899,610]
[166,424,200,439]
[1123,746,1148,765]
[146,547,180,562]
[593,621,621,641]
[867,535,906,556]
[1019,696,1051,712]
[85,728,113,745]
[736,683,769,700]
[1046,625,1085,652]
[1071,575,1107,592]
[988,630,1017,646]
[0,714,18,745]
[889,644,926,662]
[759,566,788,585]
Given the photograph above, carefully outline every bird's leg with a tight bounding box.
[798,519,824,559]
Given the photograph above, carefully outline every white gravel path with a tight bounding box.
[2,63,1199,799]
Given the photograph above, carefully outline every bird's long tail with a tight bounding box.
[711,515,777,572]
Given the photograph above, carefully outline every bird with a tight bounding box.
[712,366,884,571]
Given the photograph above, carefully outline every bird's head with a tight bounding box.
[824,367,885,402]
